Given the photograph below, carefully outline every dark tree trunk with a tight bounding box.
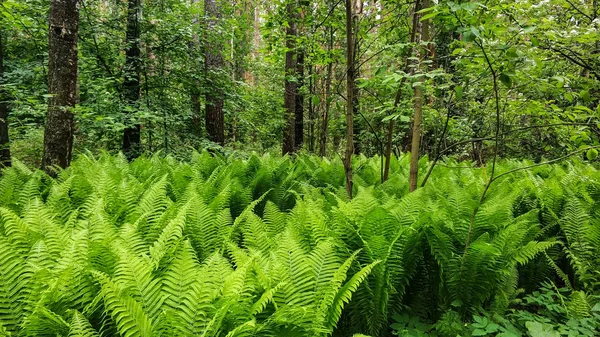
[42,0,79,174]
[0,25,11,167]
[294,50,304,149]
[205,0,225,145]
[344,0,354,198]
[122,0,141,159]
[308,64,315,152]
[282,0,297,155]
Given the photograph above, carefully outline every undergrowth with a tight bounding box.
[0,152,598,336]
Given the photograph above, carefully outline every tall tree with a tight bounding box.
[344,0,354,197]
[319,26,334,157]
[282,0,297,155]
[383,0,420,182]
[294,48,304,149]
[0,23,11,167]
[42,0,80,174]
[205,0,225,145]
[190,0,202,135]
[408,0,430,192]
[122,0,142,159]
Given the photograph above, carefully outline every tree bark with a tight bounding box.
[282,0,297,155]
[42,0,79,174]
[408,0,430,192]
[122,0,142,159]
[205,0,225,145]
[294,50,305,149]
[190,0,202,135]
[319,26,334,157]
[344,0,355,198]
[0,24,11,167]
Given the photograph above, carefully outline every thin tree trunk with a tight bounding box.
[408,0,430,192]
[383,0,420,182]
[282,0,297,155]
[122,0,141,159]
[190,0,202,135]
[308,64,315,152]
[205,0,225,145]
[42,0,79,174]
[319,26,334,157]
[344,0,355,198]
[294,50,305,149]
[352,0,361,155]
[0,24,10,167]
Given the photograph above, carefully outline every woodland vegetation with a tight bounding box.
[0,0,599,335]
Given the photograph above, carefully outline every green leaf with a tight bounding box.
[499,73,512,88]
[472,328,487,336]
[421,12,439,21]
[586,148,598,161]
[454,85,463,100]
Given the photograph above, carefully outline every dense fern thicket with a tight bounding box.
[0,152,599,336]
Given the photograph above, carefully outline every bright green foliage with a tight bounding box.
[0,152,599,336]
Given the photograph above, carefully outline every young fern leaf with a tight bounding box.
[324,260,380,332]
[252,283,284,315]
[513,241,558,265]
[149,203,188,268]
[92,271,154,337]
[68,311,100,337]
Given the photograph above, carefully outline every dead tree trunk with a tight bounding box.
[42,0,79,174]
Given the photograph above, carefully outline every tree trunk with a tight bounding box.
[42,0,79,174]
[294,50,305,149]
[383,0,420,182]
[319,27,334,157]
[190,0,202,135]
[205,0,225,145]
[308,64,315,152]
[408,0,430,192]
[0,24,11,167]
[122,0,142,159]
[344,0,355,198]
[352,0,361,155]
[282,0,297,155]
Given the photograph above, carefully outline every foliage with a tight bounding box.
[0,152,598,336]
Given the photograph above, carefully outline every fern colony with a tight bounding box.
[0,152,598,336]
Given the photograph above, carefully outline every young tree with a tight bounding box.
[42,0,80,174]
[122,0,142,159]
[190,0,202,135]
[282,0,297,154]
[319,26,334,157]
[205,0,225,145]
[344,0,354,197]
[408,0,430,192]
[0,25,11,167]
